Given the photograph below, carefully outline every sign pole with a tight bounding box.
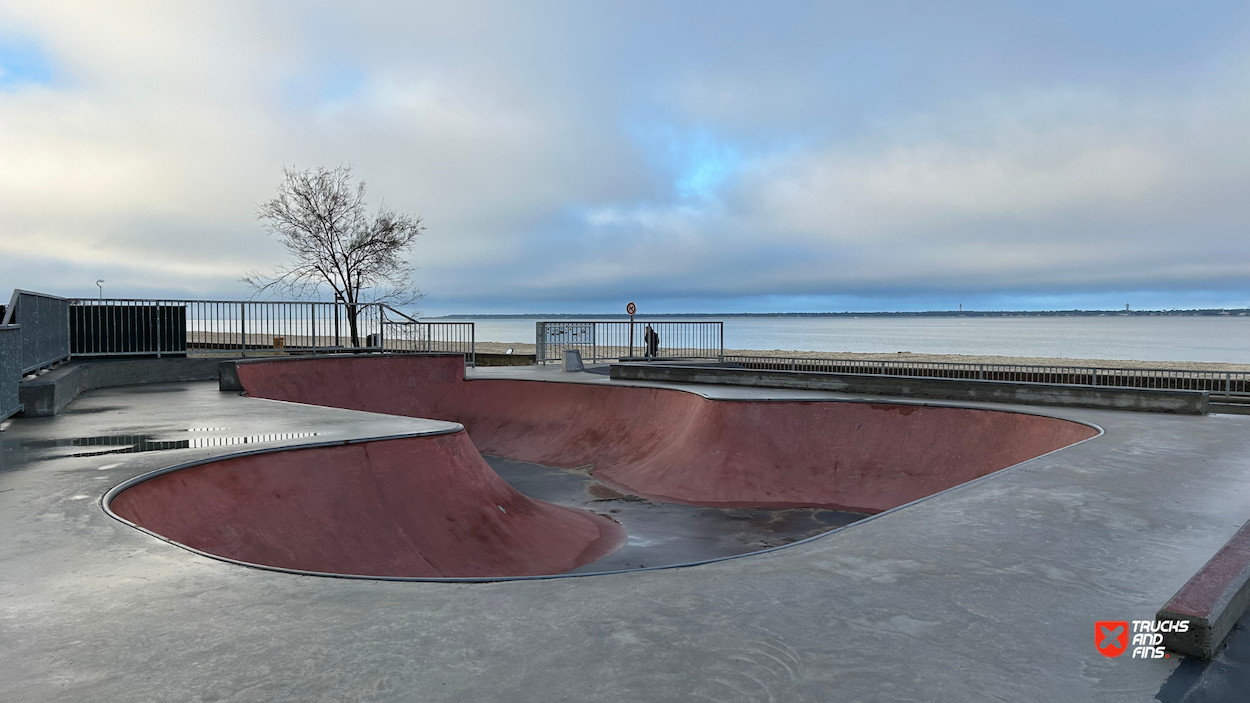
[626,301,636,359]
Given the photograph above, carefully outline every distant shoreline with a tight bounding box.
[430,309,1250,319]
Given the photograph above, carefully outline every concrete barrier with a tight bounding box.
[19,358,227,417]
[1158,521,1250,658]
[609,363,1210,415]
[475,352,536,367]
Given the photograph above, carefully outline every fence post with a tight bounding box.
[239,303,246,357]
[155,300,163,358]
[377,305,385,352]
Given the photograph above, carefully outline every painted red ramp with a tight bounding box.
[109,433,625,578]
[234,355,1099,514]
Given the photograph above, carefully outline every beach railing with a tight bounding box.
[381,309,476,365]
[67,299,477,361]
[69,298,394,356]
[536,320,723,364]
[722,354,1250,397]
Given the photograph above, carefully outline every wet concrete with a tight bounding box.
[486,456,866,572]
[7,376,1250,701]
[1156,608,1250,702]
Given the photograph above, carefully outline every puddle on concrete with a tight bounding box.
[485,455,869,573]
[60,405,129,415]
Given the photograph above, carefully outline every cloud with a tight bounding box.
[1,1,1249,311]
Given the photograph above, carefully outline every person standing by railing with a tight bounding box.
[644,324,659,359]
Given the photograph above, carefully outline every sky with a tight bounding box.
[1,1,1249,315]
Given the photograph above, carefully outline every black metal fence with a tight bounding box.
[70,298,393,357]
[64,299,475,363]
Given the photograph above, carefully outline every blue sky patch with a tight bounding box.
[0,40,53,90]
[631,123,745,200]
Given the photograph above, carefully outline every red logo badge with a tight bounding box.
[1096,621,1129,658]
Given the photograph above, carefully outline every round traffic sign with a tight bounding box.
[626,302,636,315]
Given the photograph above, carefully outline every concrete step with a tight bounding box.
[1210,402,1250,415]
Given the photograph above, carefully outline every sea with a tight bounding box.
[439,315,1250,365]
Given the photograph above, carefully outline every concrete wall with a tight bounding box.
[0,325,21,421]
[475,352,536,367]
[610,363,1209,415]
[19,358,227,417]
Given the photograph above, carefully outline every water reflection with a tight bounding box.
[7,430,322,460]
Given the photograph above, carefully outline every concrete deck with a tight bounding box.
[3,365,1250,701]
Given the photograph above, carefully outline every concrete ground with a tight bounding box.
[2,365,1250,701]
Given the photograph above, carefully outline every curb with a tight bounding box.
[1158,520,1250,658]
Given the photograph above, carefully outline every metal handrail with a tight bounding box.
[381,306,476,366]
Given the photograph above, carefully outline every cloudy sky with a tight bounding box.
[2,2,1249,314]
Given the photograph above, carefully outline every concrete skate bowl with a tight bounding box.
[106,431,625,579]
[233,355,1101,515]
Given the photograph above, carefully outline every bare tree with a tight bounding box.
[243,165,425,347]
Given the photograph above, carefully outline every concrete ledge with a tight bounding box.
[218,360,243,392]
[1158,521,1250,658]
[19,358,228,417]
[218,353,470,393]
[609,363,1210,415]
[475,352,536,367]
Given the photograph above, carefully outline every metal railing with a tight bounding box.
[1,324,21,420]
[723,354,1250,397]
[536,320,724,364]
[69,299,407,357]
[61,297,477,361]
[3,290,71,374]
[382,317,476,365]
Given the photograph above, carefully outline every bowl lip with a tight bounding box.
[101,387,1105,584]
